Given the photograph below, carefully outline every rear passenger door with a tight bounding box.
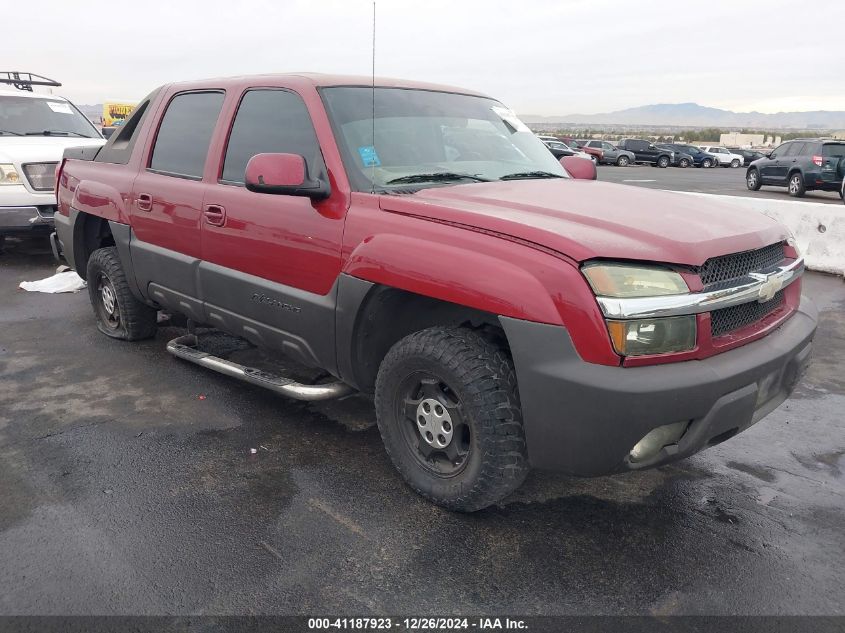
[199,88,345,370]
[130,90,224,320]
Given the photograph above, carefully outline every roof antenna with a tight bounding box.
[370,0,376,194]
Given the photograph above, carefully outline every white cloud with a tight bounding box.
[6,0,844,114]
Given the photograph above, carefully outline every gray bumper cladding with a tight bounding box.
[500,299,818,476]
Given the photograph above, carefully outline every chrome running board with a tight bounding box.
[166,334,354,401]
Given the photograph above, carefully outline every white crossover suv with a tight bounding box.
[698,146,745,168]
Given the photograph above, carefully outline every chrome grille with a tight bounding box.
[711,290,785,337]
[695,242,786,286]
[22,162,58,192]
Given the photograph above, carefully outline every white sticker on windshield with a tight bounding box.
[491,106,531,133]
[46,101,73,114]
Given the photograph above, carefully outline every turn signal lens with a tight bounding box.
[583,263,688,298]
[607,316,696,356]
[0,163,20,185]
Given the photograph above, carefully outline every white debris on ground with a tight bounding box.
[19,265,86,294]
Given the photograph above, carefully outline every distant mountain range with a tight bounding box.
[521,103,845,130]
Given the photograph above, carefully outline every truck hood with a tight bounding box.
[0,136,105,164]
[379,179,788,266]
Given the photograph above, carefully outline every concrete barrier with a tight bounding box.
[676,192,845,276]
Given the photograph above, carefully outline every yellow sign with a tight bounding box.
[102,102,136,127]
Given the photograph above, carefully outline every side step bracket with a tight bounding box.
[166,334,354,402]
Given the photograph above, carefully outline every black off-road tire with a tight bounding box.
[86,246,157,341]
[374,327,529,512]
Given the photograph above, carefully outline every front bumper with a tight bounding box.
[0,205,55,233]
[500,298,817,476]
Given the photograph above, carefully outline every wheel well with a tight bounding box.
[349,286,506,393]
[73,212,115,272]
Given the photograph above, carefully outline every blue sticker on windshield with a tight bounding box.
[358,145,381,167]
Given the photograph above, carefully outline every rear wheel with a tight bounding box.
[374,327,529,512]
[702,158,713,168]
[746,169,762,191]
[616,155,630,167]
[86,247,157,340]
[679,158,690,168]
[730,158,741,168]
[788,172,806,197]
[657,156,670,168]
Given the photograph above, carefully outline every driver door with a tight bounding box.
[199,87,345,370]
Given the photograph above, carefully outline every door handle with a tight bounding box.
[203,204,226,227]
[137,193,152,212]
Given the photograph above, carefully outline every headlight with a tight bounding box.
[584,263,695,357]
[606,316,697,356]
[0,163,21,185]
[583,263,689,298]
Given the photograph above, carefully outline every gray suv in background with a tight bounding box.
[582,140,635,166]
[746,139,845,197]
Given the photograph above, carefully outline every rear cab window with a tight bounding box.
[149,91,225,179]
[822,143,845,158]
[221,88,325,185]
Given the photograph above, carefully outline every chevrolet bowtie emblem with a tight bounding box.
[749,272,784,303]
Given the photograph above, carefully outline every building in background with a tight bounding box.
[720,132,765,147]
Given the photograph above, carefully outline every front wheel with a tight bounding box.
[746,169,762,191]
[788,172,806,197]
[730,159,741,168]
[657,156,670,168]
[87,247,157,340]
[616,155,630,167]
[374,327,529,512]
[679,158,690,168]
[702,158,713,168]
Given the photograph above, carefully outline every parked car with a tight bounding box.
[727,147,766,166]
[659,143,717,168]
[656,144,694,168]
[543,139,591,161]
[582,140,636,166]
[698,146,744,168]
[841,174,844,204]
[562,139,601,164]
[54,73,816,511]
[0,72,104,250]
[616,139,674,167]
[746,139,845,197]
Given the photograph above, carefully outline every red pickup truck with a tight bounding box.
[54,74,817,511]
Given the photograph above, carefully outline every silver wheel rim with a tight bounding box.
[416,398,454,449]
[790,177,800,193]
[748,172,758,187]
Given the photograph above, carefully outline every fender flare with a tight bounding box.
[343,233,562,325]
[71,179,131,225]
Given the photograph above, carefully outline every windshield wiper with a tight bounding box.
[24,130,91,137]
[386,172,491,185]
[499,171,564,180]
[0,129,24,136]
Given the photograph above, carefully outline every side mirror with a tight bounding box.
[245,153,330,199]
[560,156,597,180]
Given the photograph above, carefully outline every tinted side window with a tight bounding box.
[222,89,323,184]
[770,143,788,158]
[629,140,647,151]
[150,91,224,179]
[784,143,804,157]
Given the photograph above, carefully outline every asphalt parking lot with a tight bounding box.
[598,164,844,204]
[1,236,844,616]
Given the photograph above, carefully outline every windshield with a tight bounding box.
[0,95,100,138]
[321,87,566,191]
